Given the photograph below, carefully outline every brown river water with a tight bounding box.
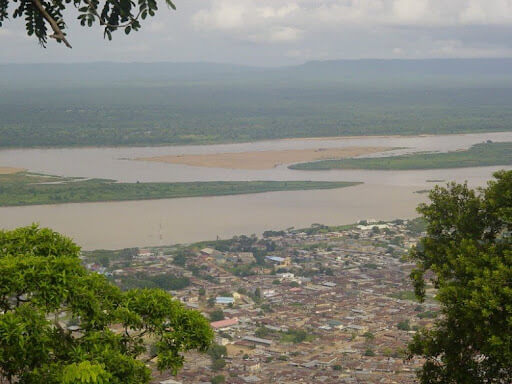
[0,132,511,249]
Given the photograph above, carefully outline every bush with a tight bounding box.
[211,359,226,371]
[211,375,225,384]
[210,309,225,322]
[397,319,411,331]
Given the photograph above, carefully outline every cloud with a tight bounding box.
[187,0,512,60]
[3,0,512,64]
[192,0,301,43]
[193,0,512,32]
[246,27,302,44]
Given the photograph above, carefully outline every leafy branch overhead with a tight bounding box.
[0,0,176,48]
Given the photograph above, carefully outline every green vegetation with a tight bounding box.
[417,310,438,319]
[409,171,512,383]
[83,247,138,268]
[397,320,411,331]
[115,272,191,291]
[290,142,512,170]
[2,61,512,148]
[389,290,419,302]
[293,223,357,235]
[405,217,427,235]
[0,0,175,47]
[280,328,315,344]
[209,309,225,322]
[211,375,226,384]
[0,225,213,384]
[254,326,315,345]
[207,344,227,372]
[0,172,360,207]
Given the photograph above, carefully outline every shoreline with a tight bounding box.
[0,131,508,151]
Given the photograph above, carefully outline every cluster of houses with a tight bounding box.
[85,219,434,383]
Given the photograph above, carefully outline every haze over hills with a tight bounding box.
[3,58,512,88]
[1,58,512,147]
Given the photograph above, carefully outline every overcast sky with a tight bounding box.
[1,0,512,65]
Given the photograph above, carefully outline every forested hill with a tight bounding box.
[1,58,512,148]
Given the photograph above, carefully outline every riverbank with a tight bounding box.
[0,172,360,207]
[289,141,512,170]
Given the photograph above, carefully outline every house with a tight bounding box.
[238,252,256,264]
[265,256,285,264]
[159,379,182,384]
[241,376,261,383]
[265,255,291,267]
[136,249,153,258]
[200,248,219,258]
[216,296,234,305]
[211,317,239,330]
[242,336,273,346]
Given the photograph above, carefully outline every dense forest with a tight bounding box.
[1,59,512,148]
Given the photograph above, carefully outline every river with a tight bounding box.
[0,132,511,249]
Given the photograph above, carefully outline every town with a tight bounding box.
[83,219,437,384]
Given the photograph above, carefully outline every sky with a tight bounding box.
[1,0,512,65]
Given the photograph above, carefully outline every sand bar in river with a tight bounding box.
[0,167,25,175]
[137,146,393,170]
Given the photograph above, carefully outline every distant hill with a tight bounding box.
[0,62,259,88]
[3,58,512,88]
[294,58,512,76]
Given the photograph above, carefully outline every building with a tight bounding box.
[210,317,239,330]
[242,336,273,346]
[216,296,235,305]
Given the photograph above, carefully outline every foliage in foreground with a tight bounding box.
[0,225,213,384]
[408,170,512,383]
[0,0,175,48]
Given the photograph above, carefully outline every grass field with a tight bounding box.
[0,172,361,207]
[289,142,512,170]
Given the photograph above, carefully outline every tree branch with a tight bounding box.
[31,0,72,48]
[83,0,142,29]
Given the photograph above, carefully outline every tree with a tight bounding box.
[207,344,227,361]
[172,251,187,267]
[211,358,226,372]
[209,309,225,322]
[397,320,411,331]
[0,225,213,384]
[210,374,225,384]
[207,344,227,372]
[408,171,512,384]
[253,287,262,303]
[0,0,175,48]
